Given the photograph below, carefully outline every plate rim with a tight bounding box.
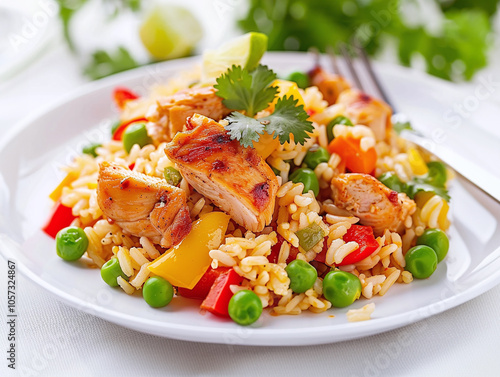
[2,52,500,345]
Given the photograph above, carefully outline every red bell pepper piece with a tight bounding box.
[113,87,139,109]
[337,225,379,265]
[269,234,299,264]
[178,267,230,300]
[200,269,243,317]
[112,117,148,141]
[42,200,76,239]
[314,241,328,264]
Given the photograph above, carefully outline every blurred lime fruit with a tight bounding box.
[201,32,268,82]
[139,5,202,60]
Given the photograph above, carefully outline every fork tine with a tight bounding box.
[338,42,364,91]
[326,45,340,75]
[354,42,396,110]
[308,46,321,67]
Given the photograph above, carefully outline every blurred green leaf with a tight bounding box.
[83,47,139,79]
[56,0,89,51]
[239,0,494,81]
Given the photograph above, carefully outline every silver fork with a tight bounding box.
[324,42,500,204]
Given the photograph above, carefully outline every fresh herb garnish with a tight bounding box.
[393,120,413,134]
[215,64,278,117]
[216,65,313,148]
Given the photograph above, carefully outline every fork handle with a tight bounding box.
[401,130,500,204]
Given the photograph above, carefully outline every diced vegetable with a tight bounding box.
[143,276,174,308]
[295,222,325,251]
[417,228,449,262]
[201,269,243,317]
[112,117,148,141]
[285,259,317,293]
[147,212,230,289]
[163,167,182,186]
[55,226,88,261]
[304,145,330,170]
[326,116,353,142]
[228,290,263,326]
[408,148,428,175]
[101,257,128,287]
[49,172,77,202]
[123,123,153,153]
[42,201,76,239]
[289,168,320,197]
[252,132,280,159]
[338,225,379,266]
[425,161,447,188]
[267,79,305,112]
[113,87,139,109]
[286,71,309,89]
[323,270,362,308]
[404,245,438,279]
[82,142,102,158]
[327,136,377,174]
[177,267,230,300]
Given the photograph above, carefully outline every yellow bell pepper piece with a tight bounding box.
[252,132,280,159]
[267,79,305,112]
[49,172,78,202]
[147,212,230,289]
[408,148,428,176]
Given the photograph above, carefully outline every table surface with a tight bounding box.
[2,4,500,377]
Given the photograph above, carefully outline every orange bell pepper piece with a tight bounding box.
[327,136,377,174]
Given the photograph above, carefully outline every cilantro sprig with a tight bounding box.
[215,65,313,148]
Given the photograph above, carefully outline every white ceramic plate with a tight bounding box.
[1,53,500,346]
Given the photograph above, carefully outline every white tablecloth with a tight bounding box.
[2,17,500,377]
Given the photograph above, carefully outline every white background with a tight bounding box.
[2,1,500,376]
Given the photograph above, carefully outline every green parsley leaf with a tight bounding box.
[225,111,266,148]
[215,64,278,117]
[83,46,139,80]
[224,95,313,148]
[393,120,413,134]
[263,95,314,145]
[406,181,451,202]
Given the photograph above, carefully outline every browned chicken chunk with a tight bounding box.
[146,86,230,144]
[165,114,279,232]
[331,173,416,235]
[97,162,192,248]
[309,66,351,105]
[336,89,392,141]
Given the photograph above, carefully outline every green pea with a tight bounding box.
[123,123,153,153]
[110,120,121,136]
[143,276,174,308]
[377,172,406,193]
[295,222,325,251]
[289,168,320,197]
[417,228,449,262]
[426,161,447,187]
[56,226,89,261]
[286,71,309,89]
[405,245,438,279]
[326,116,354,142]
[304,145,330,170]
[164,167,182,186]
[323,270,362,308]
[82,142,102,158]
[285,260,318,293]
[101,257,128,287]
[228,290,263,326]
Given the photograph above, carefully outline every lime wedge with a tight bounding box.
[201,32,268,82]
[139,5,202,60]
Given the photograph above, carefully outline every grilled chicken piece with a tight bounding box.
[146,86,230,144]
[165,114,279,232]
[335,89,392,141]
[309,66,351,105]
[331,173,416,235]
[97,162,191,248]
